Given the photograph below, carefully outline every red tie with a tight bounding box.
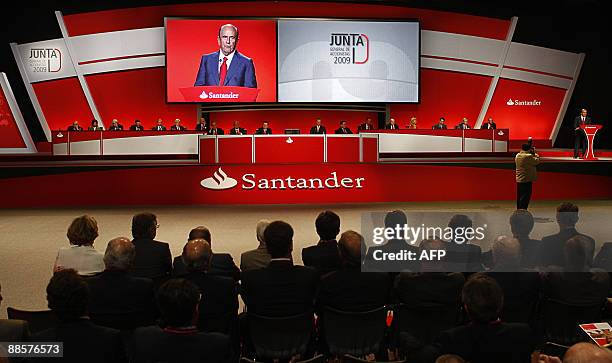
[219,57,228,86]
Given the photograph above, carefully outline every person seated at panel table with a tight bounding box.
[207,121,224,135]
[310,118,326,134]
[255,121,273,135]
[229,120,247,135]
[152,118,167,131]
[171,118,187,131]
[481,117,497,129]
[335,120,353,134]
[67,120,83,131]
[385,118,400,130]
[108,119,124,131]
[432,117,447,130]
[195,118,208,132]
[357,117,375,131]
[129,119,144,131]
[408,117,418,129]
[88,119,104,131]
[455,117,471,129]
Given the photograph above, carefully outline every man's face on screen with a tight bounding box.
[218,26,238,56]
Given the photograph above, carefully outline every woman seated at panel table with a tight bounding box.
[407,117,418,129]
[88,119,104,131]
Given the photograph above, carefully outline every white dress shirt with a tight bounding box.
[54,245,104,276]
[218,51,236,72]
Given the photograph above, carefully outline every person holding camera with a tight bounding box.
[515,141,540,210]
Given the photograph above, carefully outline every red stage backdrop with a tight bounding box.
[0,85,26,148]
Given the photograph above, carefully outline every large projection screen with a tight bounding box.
[277,20,420,103]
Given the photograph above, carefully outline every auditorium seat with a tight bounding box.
[540,299,604,346]
[247,311,315,360]
[240,354,324,363]
[344,354,405,363]
[393,302,461,351]
[6,307,60,335]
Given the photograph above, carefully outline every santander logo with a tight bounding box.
[199,91,209,100]
[200,168,238,190]
[506,98,542,106]
[506,99,515,106]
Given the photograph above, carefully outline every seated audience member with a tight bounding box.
[540,202,595,268]
[385,118,400,130]
[152,118,166,131]
[54,215,104,276]
[240,220,272,272]
[0,283,30,344]
[593,242,612,271]
[364,210,419,272]
[419,274,533,363]
[435,355,465,363]
[130,213,172,286]
[88,119,103,131]
[171,118,186,131]
[302,210,342,275]
[310,118,326,134]
[67,121,83,131]
[108,119,124,131]
[509,209,541,268]
[173,226,240,280]
[131,279,232,363]
[485,236,539,322]
[229,120,247,135]
[180,239,238,333]
[32,269,126,363]
[408,117,418,129]
[241,221,318,317]
[317,231,391,312]
[538,342,612,363]
[207,121,224,135]
[87,237,157,330]
[481,117,496,130]
[432,117,447,130]
[195,118,207,131]
[335,120,353,134]
[357,117,375,131]
[444,215,483,272]
[454,118,471,129]
[394,239,464,307]
[129,119,144,131]
[541,236,610,306]
[255,121,273,135]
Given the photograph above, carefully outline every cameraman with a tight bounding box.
[515,140,540,209]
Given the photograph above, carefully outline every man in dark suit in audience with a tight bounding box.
[241,220,318,317]
[87,237,157,330]
[302,210,342,276]
[334,120,353,134]
[0,282,30,346]
[240,220,272,272]
[32,269,127,363]
[417,274,534,363]
[207,121,224,135]
[229,120,247,135]
[508,209,541,269]
[131,279,232,363]
[317,231,390,312]
[540,202,595,268]
[444,214,483,272]
[255,121,273,135]
[432,118,447,130]
[481,117,496,129]
[173,226,240,281]
[181,239,238,336]
[130,213,172,288]
[310,118,326,134]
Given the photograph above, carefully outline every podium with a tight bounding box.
[179,86,259,102]
[580,124,603,160]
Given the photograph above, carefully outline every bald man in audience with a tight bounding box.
[181,239,238,335]
[538,342,612,363]
[240,220,272,272]
[87,237,157,330]
[436,355,466,363]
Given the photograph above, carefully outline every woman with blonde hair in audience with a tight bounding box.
[53,215,104,276]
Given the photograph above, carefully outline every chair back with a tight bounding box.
[247,311,314,360]
[541,299,604,346]
[6,307,60,335]
[344,354,405,363]
[395,303,460,348]
[322,306,389,356]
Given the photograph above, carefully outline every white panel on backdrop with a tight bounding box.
[70,27,165,63]
[505,42,580,78]
[17,39,77,82]
[421,30,505,65]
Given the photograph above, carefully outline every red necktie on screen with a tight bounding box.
[219,57,228,86]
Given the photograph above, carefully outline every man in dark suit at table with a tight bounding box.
[152,118,166,131]
[108,119,124,131]
[129,119,144,131]
[432,117,447,130]
[358,117,375,131]
[573,108,592,158]
[194,24,257,88]
[455,117,471,129]
[229,120,247,135]
[481,117,497,129]
[68,121,83,131]
[195,118,208,132]
[310,118,326,134]
[385,118,400,130]
[335,120,353,134]
[255,121,273,135]
[171,118,187,131]
[207,121,224,135]
[130,213,172,288]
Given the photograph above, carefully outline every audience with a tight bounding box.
[540,203,595,268]
[53,215,105,276]
[240,219,272,272]
[509,209,541,268]
[86,237,157,330]
[435,355,465,363]
[444,214,483,272]
[302,210,343,276]
[364,210,419,272]
[130,213,172,287]
[538,342,612,363]
[32,269,126,363]
[0,282,30,345]
[241,221,318,316]
[130,279,232,363]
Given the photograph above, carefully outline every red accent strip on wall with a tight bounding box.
[78,53,165,65]
[422,55,498,68]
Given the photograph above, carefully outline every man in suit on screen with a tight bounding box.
[194,24,257,88]
[573,108,591,158]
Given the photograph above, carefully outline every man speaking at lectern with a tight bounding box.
[194,24,257,88]
[573,108,591,159]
